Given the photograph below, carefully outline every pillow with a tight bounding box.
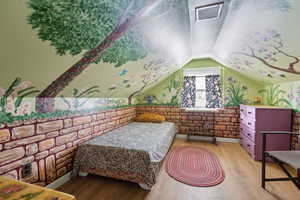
[135,112,166,123]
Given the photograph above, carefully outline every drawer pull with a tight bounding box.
[241,109,244,112]
[240,127,243,131]
[248,122,251,125]
[248,111,252,114]
[241,118,244,121]
[247,133,251,137]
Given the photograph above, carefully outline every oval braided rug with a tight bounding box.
[165,146,225,187]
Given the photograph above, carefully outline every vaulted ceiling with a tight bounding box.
[0,0,299,98]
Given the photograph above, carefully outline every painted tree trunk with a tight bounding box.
[36,21,136,113]
[128,84,147,105]
[36,0,163,113]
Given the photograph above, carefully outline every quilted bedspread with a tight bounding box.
[72,122,177,188]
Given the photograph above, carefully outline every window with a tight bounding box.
[195,2,224,22]
[195,76,206,108]
[182,67,222,109]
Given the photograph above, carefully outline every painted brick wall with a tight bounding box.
[0,107,136,186]
[136,106,240,138]
[136,105,300,146]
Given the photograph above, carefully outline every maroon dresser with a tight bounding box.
[240,105,292,160]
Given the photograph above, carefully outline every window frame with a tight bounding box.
[183,67,223,111]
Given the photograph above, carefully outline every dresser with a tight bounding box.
[240,105,292,160]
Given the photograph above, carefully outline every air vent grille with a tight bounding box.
[195,2,224,22]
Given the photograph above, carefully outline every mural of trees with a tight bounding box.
[28,0,176,112]
[237,30,300,76]
[127,58,176,105]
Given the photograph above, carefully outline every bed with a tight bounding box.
[72,122,177,189]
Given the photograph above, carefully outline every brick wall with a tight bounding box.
[136,105,300,146]
[136,105,240,138]
[1,104,299,186]
[0,107,136,186]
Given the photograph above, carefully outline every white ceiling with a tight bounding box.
[188,0,231,59]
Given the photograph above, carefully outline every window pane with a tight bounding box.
[195,77,206,107]
[196,76,206,89]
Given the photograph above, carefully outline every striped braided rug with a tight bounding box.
[165,146,225,187]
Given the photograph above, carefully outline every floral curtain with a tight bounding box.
[205,75,222,108]
[182,76,196,108]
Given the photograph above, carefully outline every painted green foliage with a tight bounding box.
[61,85,100,110]
[162,71,183,105]
[224,77,248,107]
[137,70,183,105]
[259,85,291,107]
[0,78,39,114]
[27,0,150,67]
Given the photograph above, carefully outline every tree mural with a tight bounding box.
[235,30,300,76]
[127,59,176,105]
[28,0,178,112]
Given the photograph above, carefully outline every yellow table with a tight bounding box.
[0,177,76,200]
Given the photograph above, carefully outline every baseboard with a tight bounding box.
[176,134,240,143]
[46,172,72,189]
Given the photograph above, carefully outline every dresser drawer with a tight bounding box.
[245,106,256,119]
[240,105,256,119]
[240,124,255,142]
[240,135,255,158]
[240,105,247,116]
[244,117,256,130]
[240,114,256,130]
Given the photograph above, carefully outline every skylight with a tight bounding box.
[195,2,224,22]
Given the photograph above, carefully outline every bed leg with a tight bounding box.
[79,171,89,177]
[138,183,152,190]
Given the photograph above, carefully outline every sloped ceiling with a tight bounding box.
[0,0,299,99]
[213,0,300,84]
[188,0,230,58]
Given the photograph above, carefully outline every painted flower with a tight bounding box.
[0,87,5,97]
[15,81,31,91]
[6,97,15,114]
[16,101,31,115]
[169,88,177,97]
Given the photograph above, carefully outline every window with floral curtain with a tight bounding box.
[181,76,196,108]
[182,68,222,109]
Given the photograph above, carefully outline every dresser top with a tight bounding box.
[240,104,291,110]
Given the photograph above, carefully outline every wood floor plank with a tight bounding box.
[58,138,300,200]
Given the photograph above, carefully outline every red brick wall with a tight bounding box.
[0,107,136,186]
[136,105,240,138]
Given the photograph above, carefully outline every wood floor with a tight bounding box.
[58,138,300,200]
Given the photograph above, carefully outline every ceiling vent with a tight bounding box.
[195,2,224,22]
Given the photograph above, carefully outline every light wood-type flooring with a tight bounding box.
[58,138,300,200]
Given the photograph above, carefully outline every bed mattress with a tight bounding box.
[86,122,177,162]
